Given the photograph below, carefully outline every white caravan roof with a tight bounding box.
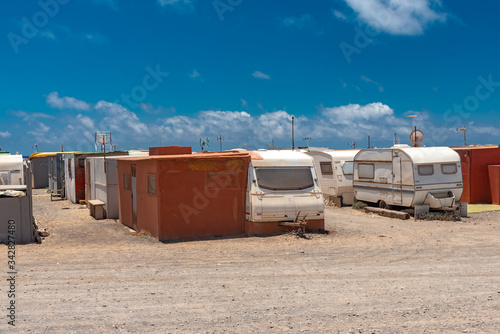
[0,154,23,171]
[250,150,314,167]
[355,146,460,164]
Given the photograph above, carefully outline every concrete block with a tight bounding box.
[414,204,430,218]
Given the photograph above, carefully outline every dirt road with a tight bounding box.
[2,190,500,333]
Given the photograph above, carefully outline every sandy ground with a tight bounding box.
[1,189,500,333]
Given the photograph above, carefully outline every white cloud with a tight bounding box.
[188,69,203,81]
[0,131,11,138]
[343,0,447,35]
[189,69,200,78]
[240,99,248,108]
[322,102,393,123]
[95,101,148,135]
[12,110,55,121]
[361,75,384,92]
[281,14,314,30]
[252,71,271,80]
[139,103,176,114]
[46,92,92,111]
[333,10,347,20]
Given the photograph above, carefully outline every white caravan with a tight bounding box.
[246,150,324,225]
[353,145,463,210]
[306,150,359,205]
[0,154,24,186]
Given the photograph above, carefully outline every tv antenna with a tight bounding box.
[200,137,210,152]
[406,115,417,133]
[348,141,357,149]
[217,135,223,151]
[410,129,424,147]
[32,144,39,152]
[95,131,112,153]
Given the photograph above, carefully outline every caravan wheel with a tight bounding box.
[378,200,392,210]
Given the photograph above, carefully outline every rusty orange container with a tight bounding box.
[488,165,500,205]
[149,146,192,156]
[452,146,500,204]
[116,151,251,241]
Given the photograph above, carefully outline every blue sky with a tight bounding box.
[1,0,500,155]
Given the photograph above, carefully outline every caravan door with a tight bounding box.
[392,153,403,205]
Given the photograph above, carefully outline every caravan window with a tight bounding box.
[255,167,314,191]
[441,163,457,175]
[320,162,333,175]
[358,164,374,179]
[342,162,354,175]
[418,165,434,176]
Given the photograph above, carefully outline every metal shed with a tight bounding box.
[116,151,251,241]
[85,152,148,219]
[63,152,125,204]
[30,152,57,189]
[452,145,500,204]
[48,153,68,200]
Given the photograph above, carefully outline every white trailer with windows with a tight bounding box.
[245,150,324,235]
[353,145,463,211]
[306,150,359,206]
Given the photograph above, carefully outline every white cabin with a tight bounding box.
[306,149,359,205]
[246,150,324,225]
[353,145,463,210]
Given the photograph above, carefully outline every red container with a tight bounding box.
[452,146,500,204]
[149,146,192,156]
[488,165,500,205]
[117,151,251,241]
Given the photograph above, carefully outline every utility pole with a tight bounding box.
[217,135,223,151]
[291,116,295,151]
[457,126,467,146]
[95,131,112,172]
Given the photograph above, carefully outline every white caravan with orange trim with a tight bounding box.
[353,145,464,210]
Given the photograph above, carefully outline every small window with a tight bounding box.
[358,164,374,179]
[68,159,72,179]
[255,167,314,191]
[79,158,85,168]
[441,163,457,175]
[123,173,131,190]
[342,161,354,176]
[418,165,434,176]
[320,162,333,175]
[148,174,156,194]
